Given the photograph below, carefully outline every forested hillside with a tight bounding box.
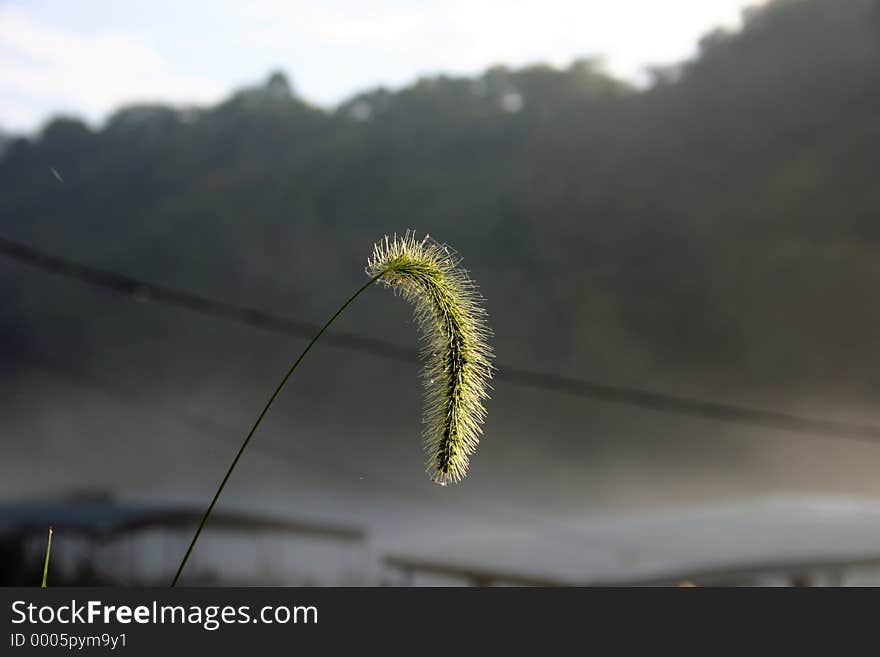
[2,0,878,402]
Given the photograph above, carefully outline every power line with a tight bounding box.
[3,234,880,443]
[0,236,415,361]
[496,368,880,442]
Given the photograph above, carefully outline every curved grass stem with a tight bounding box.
[170,275,381,587]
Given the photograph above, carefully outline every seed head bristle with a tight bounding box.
[366,231,494,484]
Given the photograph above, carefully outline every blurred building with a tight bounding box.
[7,492,880,587]
[0,490,367,586]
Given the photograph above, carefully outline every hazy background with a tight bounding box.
[2,0,880,585]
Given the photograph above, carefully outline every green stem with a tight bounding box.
[41,527,53,588]
[170,275,381,587]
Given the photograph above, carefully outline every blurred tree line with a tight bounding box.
[1,0,878,402]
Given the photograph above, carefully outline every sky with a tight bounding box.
[0,0,765,134]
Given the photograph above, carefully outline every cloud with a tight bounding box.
[0,1,766,132]
[0,6,226,132]
[231,0,764,102]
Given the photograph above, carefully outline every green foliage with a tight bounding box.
[1,0,878,397]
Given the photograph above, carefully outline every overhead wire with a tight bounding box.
[3,234,880,444]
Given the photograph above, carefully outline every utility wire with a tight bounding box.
[3,234,880,443]
[0,236,414,361]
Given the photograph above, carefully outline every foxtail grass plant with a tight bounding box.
[171,232,493,586]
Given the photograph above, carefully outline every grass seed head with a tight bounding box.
[366,231,494,484]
